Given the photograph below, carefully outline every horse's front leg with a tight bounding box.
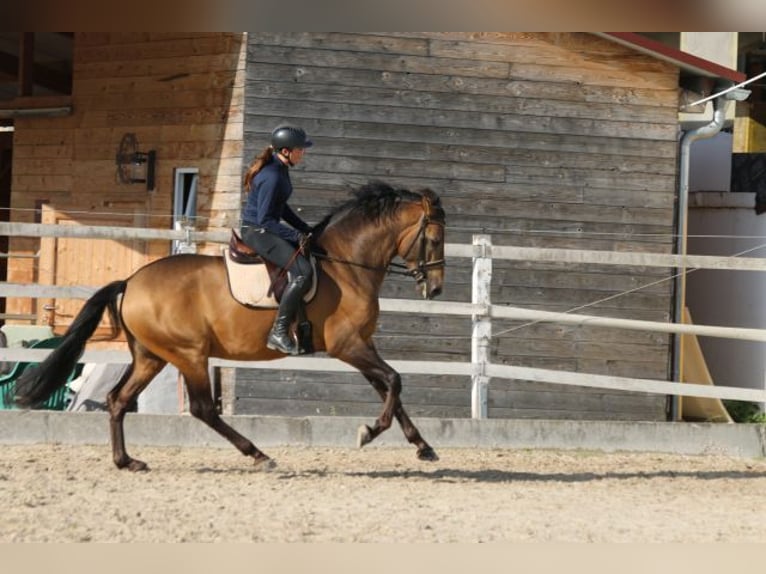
[337,341,438,461]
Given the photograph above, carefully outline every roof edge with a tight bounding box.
[595,32,746,84]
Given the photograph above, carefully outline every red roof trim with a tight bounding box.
[598,32,745,84]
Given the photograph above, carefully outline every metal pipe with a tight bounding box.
[671,95,729,420]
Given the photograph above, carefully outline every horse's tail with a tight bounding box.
[14,280,128,409]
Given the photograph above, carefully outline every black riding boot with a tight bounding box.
[267,276,308,355]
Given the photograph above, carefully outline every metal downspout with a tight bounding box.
[670,95,729,421]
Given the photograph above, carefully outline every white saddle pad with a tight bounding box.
[223,248,317,309]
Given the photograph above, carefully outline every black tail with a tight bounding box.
[14,280,127,409]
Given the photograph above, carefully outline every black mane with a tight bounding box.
[312,181,441,236]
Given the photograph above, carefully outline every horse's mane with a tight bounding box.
[312,181,442,236]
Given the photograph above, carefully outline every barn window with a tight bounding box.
[172,167,199,254]
[0,32,73,100]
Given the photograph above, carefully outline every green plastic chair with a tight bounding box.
[0,336,83,410]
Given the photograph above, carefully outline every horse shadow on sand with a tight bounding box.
[273,467,766,483]
[192,466,766,484]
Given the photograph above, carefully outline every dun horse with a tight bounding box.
[14,182,446,470]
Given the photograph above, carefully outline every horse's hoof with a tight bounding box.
[125,459,149,472]
[253,456,277,471]
[417,446,439,462]
[357,424,373,448]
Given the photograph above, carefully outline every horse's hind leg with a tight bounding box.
[180,362,274,470]
[339,341,438,461]
[107,345,167,471]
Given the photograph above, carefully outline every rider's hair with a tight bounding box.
[243,145,274,190]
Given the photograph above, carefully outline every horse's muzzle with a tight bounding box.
[419,279,442,299]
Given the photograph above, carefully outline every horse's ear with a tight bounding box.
[418,188,438,215]
[421,194,432,216]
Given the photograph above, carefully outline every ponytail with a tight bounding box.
[243,146,274,190]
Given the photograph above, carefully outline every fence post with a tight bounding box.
[471,234,492,419]
[173,218,197,254]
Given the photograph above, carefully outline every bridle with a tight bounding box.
[395,212,446,282]
[313,204,445,282]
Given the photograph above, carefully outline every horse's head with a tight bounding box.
[314,182,446,299]
[397,188,446,300]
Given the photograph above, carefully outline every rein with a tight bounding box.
[313,211,445,280]
[313,253,414,276]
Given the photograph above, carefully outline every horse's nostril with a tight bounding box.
[430,287,442,299]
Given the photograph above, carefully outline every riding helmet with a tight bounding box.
[271,125,313,150]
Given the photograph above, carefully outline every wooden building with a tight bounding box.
[0,32,745,421]
[0,33,246,333]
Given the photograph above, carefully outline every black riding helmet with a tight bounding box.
[271,125,313,150]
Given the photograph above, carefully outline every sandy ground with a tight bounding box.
[1,443,765,542]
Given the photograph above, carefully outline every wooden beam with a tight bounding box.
[18,33,33,97]
[0,95,71,110]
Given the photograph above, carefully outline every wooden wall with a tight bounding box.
[235,32,680,421]
[734,103,766,153]
[6,33,245,334]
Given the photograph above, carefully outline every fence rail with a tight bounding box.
[2,222,766,416]
[3,220,766,272]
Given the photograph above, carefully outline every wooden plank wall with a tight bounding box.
[734,103,766,153]
[6,33,245,328]
[236,32,681,421]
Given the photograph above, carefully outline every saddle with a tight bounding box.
[223,230,318,353]
[227,230,282,294]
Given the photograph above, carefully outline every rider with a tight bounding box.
[241,125,314,355]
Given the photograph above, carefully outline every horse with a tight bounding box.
[13,181,446,471]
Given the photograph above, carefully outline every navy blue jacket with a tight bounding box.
[241,154,310,244]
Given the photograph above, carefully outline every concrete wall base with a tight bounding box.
[1,411,764,458]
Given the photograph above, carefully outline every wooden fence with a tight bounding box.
[2,221,766,418]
